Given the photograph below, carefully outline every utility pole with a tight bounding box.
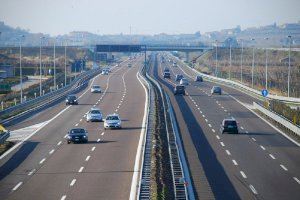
[251,38,255,88]
[40,36,45,96]
[229,38,232,80]
[19,35,25,103]
[65,41,67,86]
[240,39,244,83]
[215,40,218,77]
[53,37,56,90]
[264,37,269,90]
[287,35,292,97]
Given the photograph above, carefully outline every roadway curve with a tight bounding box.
[150,53,300,200]
[0,57,146,200]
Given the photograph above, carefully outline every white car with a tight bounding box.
[101,70,109,75]
[180,78,189,86]
[104,113,121,129]
[91,85,102,93]
[86,108,103,122]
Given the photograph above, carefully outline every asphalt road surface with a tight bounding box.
[151,53,300,200]
[0,57,146,200]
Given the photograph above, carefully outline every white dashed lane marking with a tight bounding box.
[70,179,76,186]
[28,169,36,176]
[208,124,212,127]
[91,146,96,151]
[12,182,23,191]
[85,155,91,161]
[57,141,62,146]
[49,149,55,155]
[212,129,215,133]
[249,185,258,195]
[220,142,225,147]
[232,160,238,166]
[61,195,67,200]
[97,138,101,142]
[293,177,300,184]
[39,158,46,164]
[251,137,256,141]
[280,164,288,171]
[240,171,247,178]
[226,150,231,155]
[216,135,220,140]
[101,132,105,136]
[78,167,84,173]
[260,145,266,150]
[269,154,276,159]
[75,123,78,127]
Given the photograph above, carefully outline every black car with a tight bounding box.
[220,118,239,134]
[67,128,88,143]
[163,71,171,78]
[174,85,185,95]
[195,75,203,82]
[66,95,78,105]
[175,74,183,81]
[211,86,222,95]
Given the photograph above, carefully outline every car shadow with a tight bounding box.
[0,141,39,181]
[120,127,142,130]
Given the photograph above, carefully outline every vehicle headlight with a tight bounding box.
[74,100,77,101]
[83,135,87,138]
[67,135,72,139]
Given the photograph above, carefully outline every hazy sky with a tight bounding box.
[0,0,299,36]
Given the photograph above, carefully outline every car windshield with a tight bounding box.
[224,120,237,126]
[90,110,101,114]
[67,96,76,100]
[176,86,184,90]
[106,116,119,120]
[70,129,85,135]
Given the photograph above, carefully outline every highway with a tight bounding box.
[150,53,300,200]
[0,57,146,200]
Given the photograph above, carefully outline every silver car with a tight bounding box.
[86,108,103,122]
[180,78,189,86]
[91,85,102,93]
[104,114,121,129]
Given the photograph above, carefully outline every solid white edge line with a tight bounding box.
[129,70,149,200]
[12,182,23,191]
[260,145,266,150]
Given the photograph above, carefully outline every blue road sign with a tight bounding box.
[262,89,268,97]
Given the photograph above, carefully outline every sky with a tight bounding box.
[0,0,299,36]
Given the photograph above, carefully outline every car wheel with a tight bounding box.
[67,141,71,144]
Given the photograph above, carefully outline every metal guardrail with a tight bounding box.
[169,54,300,104]
[0,69,101,126]
[0,131,10,144]
[253,102,300,136]
[145,69,190,199]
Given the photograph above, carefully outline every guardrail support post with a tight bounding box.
[34,92,37,98]
[43,90,45,95]
[24,96,27,102]
[1,101,3,110]
[14,98,17,106]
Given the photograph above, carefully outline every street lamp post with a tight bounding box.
[287,35,292,97]
[53,37,56,90]
[65,41,67,86]
[251,38,255,88]
[240,40,244,83]
[229,38,232,80]
[39,36,45,96]
[19,35,25,103]
[215,40,218,77]
[265,37,269,90]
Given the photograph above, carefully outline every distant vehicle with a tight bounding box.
[67,128,88,144]
[128,63,132,67]
[101,70,109,75]
[175,74,183,81]
[211,86,222,95]
[174,85,185,95]
[180,78,189,86]
[103,67,111,72]
[220,118,239,134]
[195,75,203,82]
[91,85,102,93]
[163,71,171,78]
[104,113,122,129]
[86,108,103,122]
[173,62,177,67]
[66,95,78,105]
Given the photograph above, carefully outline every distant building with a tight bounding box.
[0,64,14,79]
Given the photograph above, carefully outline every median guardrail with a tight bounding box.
[169,54,300,104]
[144,65,193,199]
[253,102,300,137]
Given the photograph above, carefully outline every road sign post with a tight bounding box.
[262,89,269,107]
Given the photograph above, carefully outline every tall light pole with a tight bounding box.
[287,35,292,97]
[19,35,25,103]
[251,38,255,88]
[53,37,57,90]
[229,38,232,79]
[265,37,269,90]
[215,40,218,77]
[64,41,67,86]
[240,39,244,83]
[39,36,45,96]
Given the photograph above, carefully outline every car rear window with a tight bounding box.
[106,116,119,120]
[224,120,237,126]
[70,129,85,134]
[93,86,100,88]
[90,110,101,114]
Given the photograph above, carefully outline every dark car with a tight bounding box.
[67,128,88,143]
[163,71,171,78]
[211,86,222,95]
[163,68,170,73]
[220,118,239,134]
[195,75,203,82]
[66,95,78,105]
[174,85,185,95]
[175,74,183,81]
